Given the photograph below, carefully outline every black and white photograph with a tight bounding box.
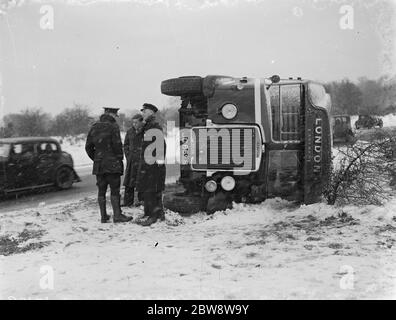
[0,0,396,302]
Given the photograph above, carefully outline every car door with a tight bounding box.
[36,141,60,184]
[0,143,11,190]
[7,142,38,189]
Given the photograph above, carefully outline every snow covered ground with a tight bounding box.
[1,195,395,299]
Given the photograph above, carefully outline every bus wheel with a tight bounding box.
[207,192,233,215]
[161,76,203,96]
[163,192,205,215]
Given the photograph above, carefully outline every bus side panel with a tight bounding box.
[304,107,332,204]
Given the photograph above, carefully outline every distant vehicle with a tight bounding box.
[331,115,356,144]
[0,137,81,196]
[355,115,383,129]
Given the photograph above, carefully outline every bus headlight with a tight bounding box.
[221,104,238,120]
[220,176,235,191]
[205,180,217,193]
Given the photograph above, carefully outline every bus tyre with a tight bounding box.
[55,166,74,190]
[161,76,203,96]
[163,192,204,215]
[206,192,233,215]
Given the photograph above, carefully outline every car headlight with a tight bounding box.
[205,180,217,193]
[220,176,235,191]
[221,103,238,120]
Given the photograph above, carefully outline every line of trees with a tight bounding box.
[325,76,396,115]
[0,100,181,138]
[1,104,94,138]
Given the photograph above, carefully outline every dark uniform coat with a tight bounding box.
[123,127,142,188]
[85,114,124,176]
[136,115,166,193]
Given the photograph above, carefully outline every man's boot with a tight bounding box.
[111,195,133,223]
[140,206,161,227]
[140,215,158,227]
[98,197,110,223]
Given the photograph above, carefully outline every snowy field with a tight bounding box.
[1,195,395,299]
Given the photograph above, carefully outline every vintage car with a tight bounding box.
[160,75,332,214]
[331,115,356,145]
[355,115,383,129]
[0,137,81,196]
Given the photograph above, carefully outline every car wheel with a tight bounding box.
[55,166,74,190]
[161,76,203,96]
[163,191,205,215]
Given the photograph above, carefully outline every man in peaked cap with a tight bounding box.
[136,103,166,226]
[85,107,133,223]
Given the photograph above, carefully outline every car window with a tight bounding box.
[13,144,23,154]
[39,142,58,154]
[11,143,35,158]
[0,143,11,160]
[49,143,59,152]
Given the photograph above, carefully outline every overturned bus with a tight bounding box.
[161,75,332,214]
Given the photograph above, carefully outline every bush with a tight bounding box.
[325,131,396,205]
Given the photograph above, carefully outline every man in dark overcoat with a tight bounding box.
[85,107,133,223]
[123,113,144,207]
[136,103,166,226]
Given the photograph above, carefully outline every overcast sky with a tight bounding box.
[0,0,395,116]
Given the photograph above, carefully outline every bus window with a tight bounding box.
[270,86,280,141]
[281,85,301,141]
[270,84,302,142]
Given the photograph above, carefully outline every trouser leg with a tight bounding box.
[144,192,163,219]
[143,192,155,218]
[155,191,165,220]
[123,186,135,207]
[108,174,132,223]
[96,175,108,198]
[96,175,110,222]
[140,192,160,226]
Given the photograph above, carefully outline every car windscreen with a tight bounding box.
[0,143,11,161]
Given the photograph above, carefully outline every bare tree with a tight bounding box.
[325,130,396,205]
[52,104,94,136]
[4,108,52,137]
